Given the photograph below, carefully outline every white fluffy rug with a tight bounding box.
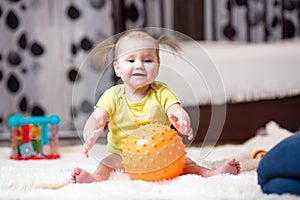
[0,121,299,200]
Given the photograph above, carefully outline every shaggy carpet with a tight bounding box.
[0,121,299,200]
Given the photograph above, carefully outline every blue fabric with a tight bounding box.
[261,177,300,195]
[257,131,300,195]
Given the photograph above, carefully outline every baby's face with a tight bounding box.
[114,38,159,91]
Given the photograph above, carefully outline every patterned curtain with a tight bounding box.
[0,0,113,137]
[204,0,299,41]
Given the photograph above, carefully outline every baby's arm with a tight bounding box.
[83,107,109,158]
[167,103,193,140]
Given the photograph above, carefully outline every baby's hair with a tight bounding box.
[157,34,181,54]
[93,39,115,66]
[93,31,181,66]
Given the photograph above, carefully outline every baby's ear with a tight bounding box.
[113,61,121,77]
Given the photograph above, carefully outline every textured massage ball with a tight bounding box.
[122,123,186,181]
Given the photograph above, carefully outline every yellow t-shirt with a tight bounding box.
[95,81,180,154]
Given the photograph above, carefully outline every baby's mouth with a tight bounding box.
[133,73,146,76]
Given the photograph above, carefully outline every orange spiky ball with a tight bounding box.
[122,123,186,181]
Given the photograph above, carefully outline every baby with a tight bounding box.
[71,31,240,183]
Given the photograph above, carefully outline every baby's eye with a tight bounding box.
[127,59,135,63]
[144,59,152,63]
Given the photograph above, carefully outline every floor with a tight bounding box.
[0,137,84,148]
[0,137,241,148]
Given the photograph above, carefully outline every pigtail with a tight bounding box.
[93,40,115,66]
[157,34,181,53]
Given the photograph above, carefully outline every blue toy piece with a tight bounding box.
[7,114,60,127]
[20,142,35,158]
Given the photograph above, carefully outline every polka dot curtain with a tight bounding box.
[0,0,113,135]
[205,0,299,41]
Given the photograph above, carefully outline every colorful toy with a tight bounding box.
[252,149,267,159]
[122,123,186,181]
[7,114,60,160]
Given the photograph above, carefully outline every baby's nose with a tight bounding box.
[135,60,144,69]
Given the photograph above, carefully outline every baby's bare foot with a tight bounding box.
[218,159,240,175]
[71,168,97,184]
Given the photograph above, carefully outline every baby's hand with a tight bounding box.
[169,114,193,140]
[83,127,104,158]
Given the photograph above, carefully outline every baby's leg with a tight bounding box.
[71,164,113,183]
[216,158,241,175]
[182,157,240,177]
[71,154,123,183]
